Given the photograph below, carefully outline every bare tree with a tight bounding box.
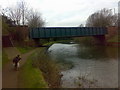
[1,0,45,26]
[86,8,118,27]
[2,0,28,25]
[19,0,28,25]
[79,24,84,27]
[7,6,21,25]
[0,7,7,16]
[27,10,45,27]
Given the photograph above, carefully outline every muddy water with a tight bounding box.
[48,43,118,88]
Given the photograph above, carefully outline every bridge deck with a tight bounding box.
[29,27,107,39]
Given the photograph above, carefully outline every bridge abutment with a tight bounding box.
[93,35,106,45]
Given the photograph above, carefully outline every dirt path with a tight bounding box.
[2,47,38,88]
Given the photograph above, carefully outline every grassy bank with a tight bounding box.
[17,47,35,54]
[43,39,73,46]
[2,50,9,67]
[18,52,48,88]
[32,48,61,88]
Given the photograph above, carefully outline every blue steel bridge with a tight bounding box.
[29,27,108,45]
[29,27,107,39]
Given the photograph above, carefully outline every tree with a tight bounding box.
[27,10,45,28]
[7,6,21,25]
[2,15,9,35]
[1,0,45,26]
[26,10,45,46]
[86,8,118,27]
[2,0,28,25]
[79,24,84,27]
[19,0,28,25]
[2,15,16,35]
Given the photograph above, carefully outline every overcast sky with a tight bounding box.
[0,0,119,27]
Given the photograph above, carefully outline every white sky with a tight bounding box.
[0,0,119,27]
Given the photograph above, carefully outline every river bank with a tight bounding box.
[29,48,62,88]
[17,41,118,88]
[48,43,118,88]
[18,55,48,88]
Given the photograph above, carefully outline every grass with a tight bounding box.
[17,47,35,54]
[43,41,56,46]
[18,53,48,88]
[43,40,73,46]
[2,50,9,67]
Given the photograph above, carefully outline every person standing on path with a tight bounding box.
[12,55,21,71]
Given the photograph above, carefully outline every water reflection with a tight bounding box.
[77,45,118,60]
[48,43,118,88]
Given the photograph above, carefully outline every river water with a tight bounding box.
[48,43,118,88]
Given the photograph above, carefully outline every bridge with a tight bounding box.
[29,27,107,38]
[29,27,108,45]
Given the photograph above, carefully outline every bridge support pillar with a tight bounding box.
[93,35,106,45]
[33,38,40,47]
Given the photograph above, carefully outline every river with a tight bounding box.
[47,43,118,88]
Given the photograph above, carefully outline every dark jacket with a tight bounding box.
[13,56,21,63]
